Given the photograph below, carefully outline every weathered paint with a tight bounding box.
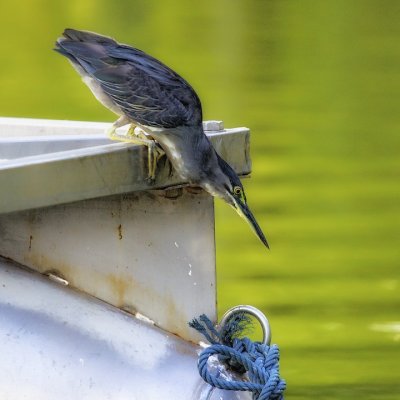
[0,190,216,342]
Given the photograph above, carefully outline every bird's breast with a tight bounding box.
[143,127,196,182]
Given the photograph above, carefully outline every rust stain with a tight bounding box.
[105,273,195,342]
[152,293,195,343]
[163,187,183,199]
[107,273,132,307]
[117,224,123,240]
[19,241,197,342]
[185,186,203,195]
[23,251,75,286]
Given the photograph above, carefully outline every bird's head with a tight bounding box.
[202,155,269,249]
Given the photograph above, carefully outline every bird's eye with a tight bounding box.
[233,186,242,196]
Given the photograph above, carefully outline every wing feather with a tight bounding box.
[55,29,202,128]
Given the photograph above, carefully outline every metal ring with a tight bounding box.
[219,305,271,345]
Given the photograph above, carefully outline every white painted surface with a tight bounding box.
[0,118,250,214]
[0,258,251,399]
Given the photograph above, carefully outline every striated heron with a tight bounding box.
[55,29,269,248]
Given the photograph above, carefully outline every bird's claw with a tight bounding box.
[148,142,166,183]
[107,124,166,182]
[146,175,156,185]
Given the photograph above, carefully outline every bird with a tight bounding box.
[55,28,269,248]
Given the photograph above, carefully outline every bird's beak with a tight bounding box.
[232,197,270,249]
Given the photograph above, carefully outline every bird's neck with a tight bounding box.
[151,125,228,193]
[194,136,233,200]
[193,133,227,182]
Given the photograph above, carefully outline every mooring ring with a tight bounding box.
[219,305,271,345]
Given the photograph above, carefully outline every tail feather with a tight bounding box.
[62,28,116,44]
[56,40,107,62]
[54,43,81,66]
[54,29,115,74]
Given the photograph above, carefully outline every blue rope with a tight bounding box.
[189,314,286,400]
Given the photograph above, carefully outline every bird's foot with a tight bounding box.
[107,124,137,142]
[106,116,133,141]
[146,141,165,184]
[107,125,118,140]
[107,123,166,182]
[125,125,165,183]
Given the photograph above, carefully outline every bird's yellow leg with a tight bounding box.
[107,122,165,181]
[123,125,165,182]
[107,116,132,141]
[107,125,138,142]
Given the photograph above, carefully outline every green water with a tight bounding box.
[1,1,399,398]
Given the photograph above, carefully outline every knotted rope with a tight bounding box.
[189,313,286,400]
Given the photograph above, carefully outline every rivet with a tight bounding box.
[203,120,224,132]
[46,272,69,286]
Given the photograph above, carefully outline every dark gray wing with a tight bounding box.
[55,29,202,128]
